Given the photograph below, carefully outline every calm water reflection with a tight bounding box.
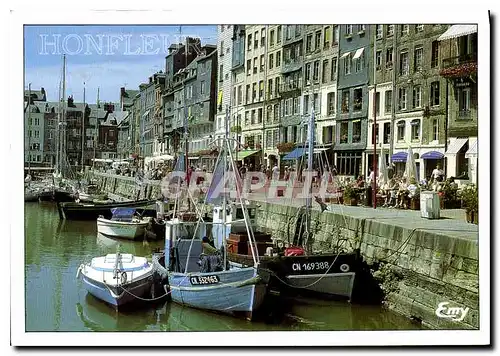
[24,202,422,332]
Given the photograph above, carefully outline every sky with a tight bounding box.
[24,25,218,104]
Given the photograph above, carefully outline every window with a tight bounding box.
[313,60,320,81]
[322,59,329,83]
[34,118,40,125]
[313,93,319,112]
[458,87,471,118]
[344,53,352,75]
[340,122,348,143]
[200,81,206,95]
[253,57,258,74]
[261,28,266,47]
[246,59,252,75]
[293,96,300,114]
[327,92,336,115]
[247,34,252,51]
[346,25,353,35]
[314,30,321,50]
[372,123,379,144]
[324,26,331,48]
[375,92,380,116]
[277,26,282,43]
[270,29,275,47]
[352,120,361,143]
[304,95,310,114]
[432,118,439,141]
[383,122,391,144]
[376,50,382,68]
[252,83,257,101]
[305,62,311,83]
[385,90,392,113]
[269,53,274,69]
[220,40,224,53]
[358,24,366,32]
[251,110,256,124]
[274,104,279,121]
[258,108,263,123]
[259,81,264,100]
[353,88,362,111]
[34,130,40,138]
[254,31,259,48]
[414,46,423,72]
[411,119,420,140]
[276,51,281,67]
[331,58,337,80]
[306,34,313,53]
[400,51,409,76]
[401,24,409,36]
[295,25,302,37]
[268,79,273,98]
[413,85,422,108]
[333,25,339,44]
[275,77,280,96]
[219,64,224,81]
[238,85,242,105]
[386,48,393,68]
[397,121,405,141]
[286,25,292,40]
[322,125,334,144]
[336,151,362,176]
[430,81,440,106]
[341,90,350,113]
[284,98,291,116]
[376,25,383,39]
[398,87,407,110]
[416,24,424,32]
[245,85,250,104]
[431,41,439,68]
[260,55,265,72]
[355,52,363,73]
[387,25,394,36]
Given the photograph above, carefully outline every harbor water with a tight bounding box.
[24,202,422,332]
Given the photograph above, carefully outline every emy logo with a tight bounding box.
[435,302,469,322]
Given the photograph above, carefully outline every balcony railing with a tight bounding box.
[281,58,303,74]
[457,109,472,120]
[442,52,477,69]
[279,82,302,94]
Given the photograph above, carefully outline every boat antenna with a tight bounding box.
[304,109,315,254]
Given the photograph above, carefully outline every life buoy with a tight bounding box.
[340,264,350,273]
[121,271,128,285]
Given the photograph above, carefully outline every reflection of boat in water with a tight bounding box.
[75,294,158,331]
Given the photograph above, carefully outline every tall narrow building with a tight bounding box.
[215,25,234,141]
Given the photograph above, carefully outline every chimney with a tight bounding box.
[120,87,126,97]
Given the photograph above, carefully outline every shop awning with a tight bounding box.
[340,52,350,59]
[421,151,444,160]
[438,25,478,41]
[392,151,408,163]
[465,138,478,158]
[283,147,306,160]
[235,150,260,160]
[352,47,365,60]
[445,137,468,155]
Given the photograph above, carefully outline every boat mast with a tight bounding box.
[304,109,315,254]
[222,105,229,270]
[182,33,191,211]
[93,87,100,170]
[27,83,31,176]
[81,82,86,172]
[56,77,61,175]
[61,54,67,177]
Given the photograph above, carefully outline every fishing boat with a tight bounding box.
[78,184,108,203]
[76,251,154,308]
[57,199,156,220]
[228,110,358,300]
[97,208,151,240]
[153,105,268,320]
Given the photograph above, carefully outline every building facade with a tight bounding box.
[335,24,371,177]
[230,25,247,159]
[215,25,234,141]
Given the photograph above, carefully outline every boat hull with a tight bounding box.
[57,199,156,220]
[97,218,149,240]
[81,273,153,308]
[167,267,267,320]
[229,252,358,300]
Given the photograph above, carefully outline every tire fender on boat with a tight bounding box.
[340,264,350,273]
[76,265,83,279]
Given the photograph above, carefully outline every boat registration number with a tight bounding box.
[190,275,220,285]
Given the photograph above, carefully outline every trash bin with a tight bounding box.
[420,191,440,219]
[364,186,372,207]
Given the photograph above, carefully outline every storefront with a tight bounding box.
[421,151,445,181]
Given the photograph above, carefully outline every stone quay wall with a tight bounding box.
[91,172,479,330]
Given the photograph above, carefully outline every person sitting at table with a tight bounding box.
[383,178,397,207]
[406,177,420,208]
[396,177,409,208]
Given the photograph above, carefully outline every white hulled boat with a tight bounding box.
[97,208,151,240]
